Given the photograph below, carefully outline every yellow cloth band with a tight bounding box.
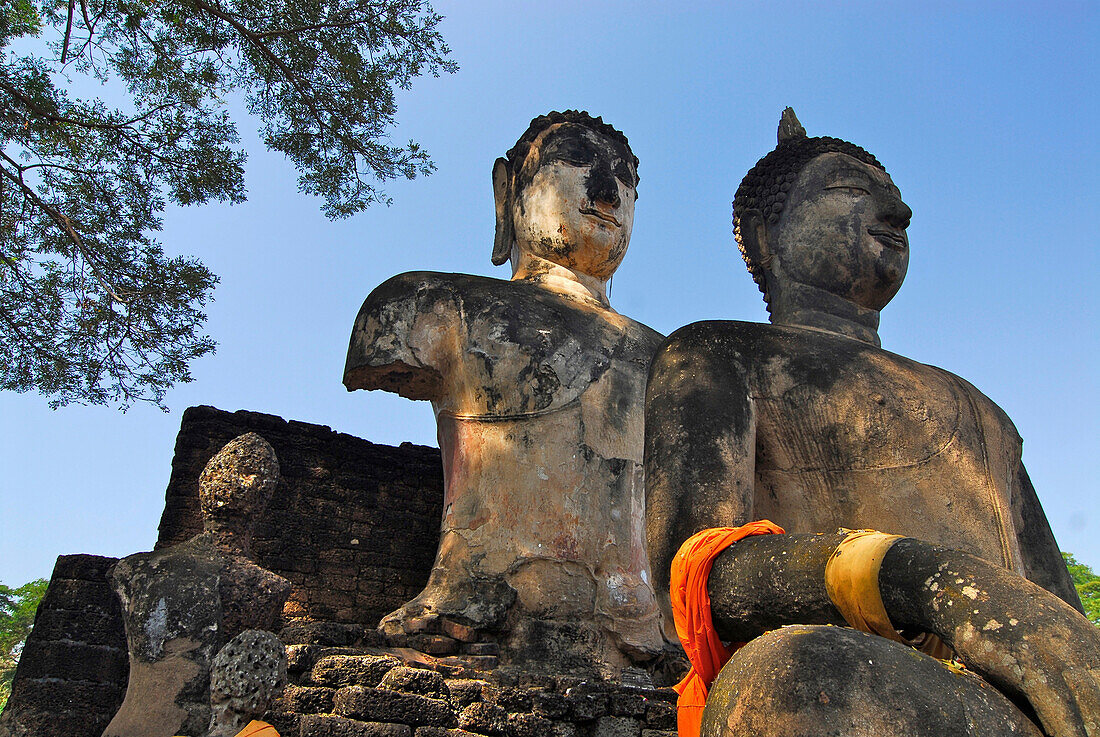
[824,529,906,643]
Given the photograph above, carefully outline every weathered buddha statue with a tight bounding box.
[344,111,665,676]
[103,434,291,737]
[645,110,1099,736]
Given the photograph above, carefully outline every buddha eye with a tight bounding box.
[824,184,870,196]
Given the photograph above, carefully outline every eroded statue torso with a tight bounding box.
[652,319,1072,591]
[345,271,666,667]
[742,323,1024,571]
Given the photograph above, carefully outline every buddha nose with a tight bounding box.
[880,194,912,230]
[586,160,621,208]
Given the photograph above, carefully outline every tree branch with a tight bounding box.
[60,0,76,64]
[0,152,128,304]
[188,0,330,135]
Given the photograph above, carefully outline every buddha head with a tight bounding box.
[492,111,639,282]
[198,433,280,552]
[733,109,912,316]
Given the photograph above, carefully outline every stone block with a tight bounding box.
[15,641,127,684]
[446,679,492,710]
[311,654,401,687]
[505,712,555,737]
[608,692,647,718]
[413,728,481,737]
[592,716,642,737]
[530,691,569,720]
[409,634,458,655]
[24,608,124,652]
[460,642,499,656]
[280,684,336,714]
[495,686,532,713]
[564,691,608,721]
[642,701,676,730]
[457,701,507,735]
[286,643,321,673]
[300,714,412,737]
[439,619,479,643]
[50,554,118,583]
[335,686,455,728]
[379,666,450,699]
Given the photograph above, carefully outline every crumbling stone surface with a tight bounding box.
[104,434,292,737]
[208,630,288,736]
[157,406,445,626]
[335,686,456,728]
[592,716,643,737]
[380,666,451,699]
[300,714,412,737]
[457,701,507,734]
[279,684,335,714]
[268,649,679,737]
[198,433,280,546]
[311,654,404,688]
[0,555,126,737]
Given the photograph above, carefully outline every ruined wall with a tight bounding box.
[0,555,128,737]
[157,405,445,625]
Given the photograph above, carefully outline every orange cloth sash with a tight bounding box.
[235,721,280,737]
[670,520,785,737]
[175,719,278,737]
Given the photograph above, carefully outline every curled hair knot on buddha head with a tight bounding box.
[732,108,885,303]
[492,110,638,266]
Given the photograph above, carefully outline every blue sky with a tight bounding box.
[1,1,1097,586]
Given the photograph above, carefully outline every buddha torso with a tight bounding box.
[742,323,1024,572]
[345,271,665,660]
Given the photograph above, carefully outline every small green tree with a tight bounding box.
[0,578,48,711]
[1,0,455,409]
[1063,552,1100,625]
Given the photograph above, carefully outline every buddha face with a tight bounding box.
[770,151,912,310]
[510,124,637,281]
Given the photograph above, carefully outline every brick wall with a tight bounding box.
[0,555,128,737]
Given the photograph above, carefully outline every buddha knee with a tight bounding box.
[700,625,1040,737]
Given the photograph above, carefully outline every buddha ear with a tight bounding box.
[492,157,513,266]
[738,208,773,271]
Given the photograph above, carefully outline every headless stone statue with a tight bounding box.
[645,110,1098,736]
[103,434,291,737]
[345,111,665,676]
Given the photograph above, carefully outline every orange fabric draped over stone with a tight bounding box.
[179,721,279,737]
[671,521,785,737]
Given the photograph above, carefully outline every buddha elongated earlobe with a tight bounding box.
[492,157,513,265]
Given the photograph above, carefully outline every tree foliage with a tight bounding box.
[1,0,454,409]
[1063,552,1100,625]
[0,578,48,711]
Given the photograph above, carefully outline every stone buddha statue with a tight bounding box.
[645,110,1098,735]
[103,434,291,737]
[344,111,665,676]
